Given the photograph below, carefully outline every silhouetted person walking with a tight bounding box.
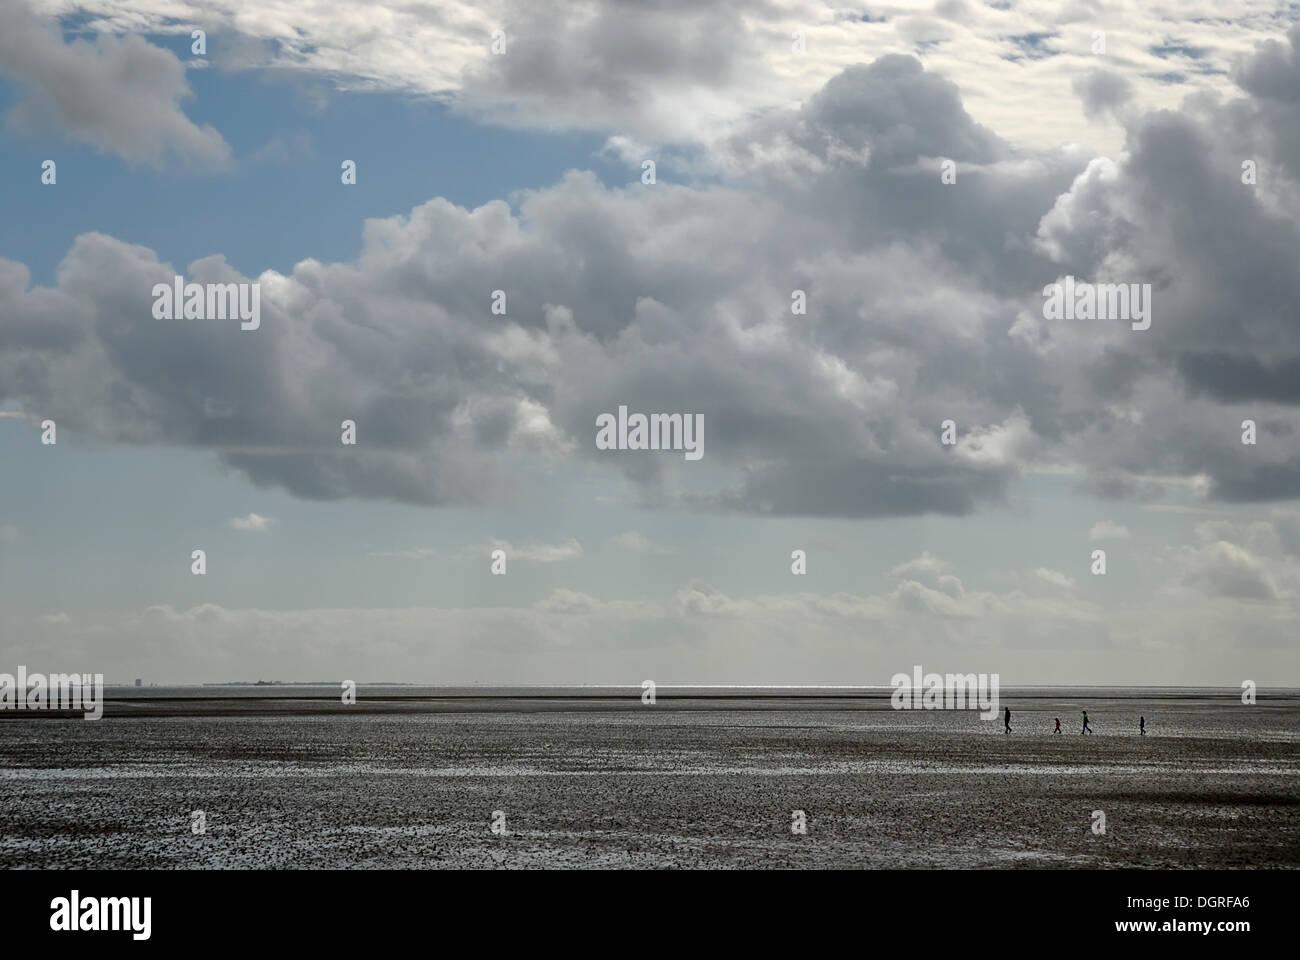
[1140,715,1146,735]
[1081,710,1092,734]
[1004,706,1012,734]
[1054,717,1061,734]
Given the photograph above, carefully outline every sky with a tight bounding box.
[1,0,1299,686]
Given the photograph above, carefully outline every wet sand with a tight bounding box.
[1,693,1297,868]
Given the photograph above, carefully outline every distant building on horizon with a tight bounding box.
[134,678,142,687]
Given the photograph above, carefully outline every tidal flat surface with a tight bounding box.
[1,691,1296,869]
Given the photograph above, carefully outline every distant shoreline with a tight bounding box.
[113,684,1300,699]
[3,684,1295,721]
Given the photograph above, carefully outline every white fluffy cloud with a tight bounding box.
[613,531,672,554]
[487,538,583,562]
[1159,512,1300,603]
[1089,520,1130,540]
[229,512,275,531]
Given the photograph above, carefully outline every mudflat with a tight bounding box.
[1,692,1296,869]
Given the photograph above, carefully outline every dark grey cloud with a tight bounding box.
[0,1,231,170]
[1234,23,1300,102]
[1034,26,1300,504]
[1177,353,1300,404]
[707,459,1012,517]
[1073,69,1134,122]
[1211,464,1300,503]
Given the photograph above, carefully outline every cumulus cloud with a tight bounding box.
[613,531,672,554]
[1029,28,1300,504]
[1157,513,1300,604]
[1033,567,1075,589]
[1172,539,1279,600]
[457,0,778,142]
[10,542,1295,684]
[487,538,583,562]
[1073,69,1134,123]
[2,30,1300,519]
[1089,520,1130,540]
[891,553,965,599]
[0,1,231,170]
[229,512,274,532]
[1234,23,1300,102]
